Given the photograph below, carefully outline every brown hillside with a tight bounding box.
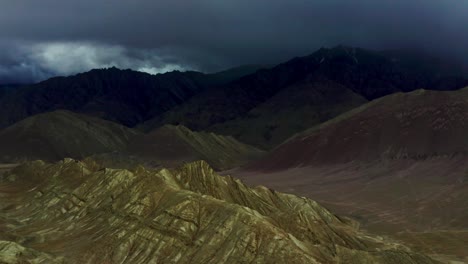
[252,88,468,171]
[0,110,140,162]
[238,88,468,262]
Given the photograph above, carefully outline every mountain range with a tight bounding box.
[144,46,468,148]
[0,111,262,170]
[0,65,265,129]
[1,46,468,263]
[1,46,466,150]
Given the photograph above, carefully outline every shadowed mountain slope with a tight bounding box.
[252,88,468,170]
[0,159,437,263]
[208,77,367,148]
[236,88,468,262]
[0,66,263,129]
[124,125,265,170]
[0,110,140,162]
[0,109,262,170]
[144,46,467,148]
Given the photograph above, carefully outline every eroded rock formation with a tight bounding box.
[0,159,436,263]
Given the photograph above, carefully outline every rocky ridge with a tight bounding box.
[0,159,436,263]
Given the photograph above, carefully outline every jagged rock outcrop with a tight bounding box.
[0,159,436,263]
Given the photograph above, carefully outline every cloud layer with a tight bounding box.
[0,42,194,83]
[1,0,467,83]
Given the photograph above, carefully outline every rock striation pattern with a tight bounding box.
[0,159,436,263]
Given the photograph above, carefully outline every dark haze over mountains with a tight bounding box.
[1,0,468,84]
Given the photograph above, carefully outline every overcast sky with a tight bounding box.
[0,0,467,84]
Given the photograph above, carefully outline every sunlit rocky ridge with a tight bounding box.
[0,159,437,263]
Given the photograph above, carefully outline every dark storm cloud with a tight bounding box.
[0,0,467,83]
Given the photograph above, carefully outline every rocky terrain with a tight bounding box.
[237,88,468,262]
[0,159,437,263]
[0,47,466,263]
